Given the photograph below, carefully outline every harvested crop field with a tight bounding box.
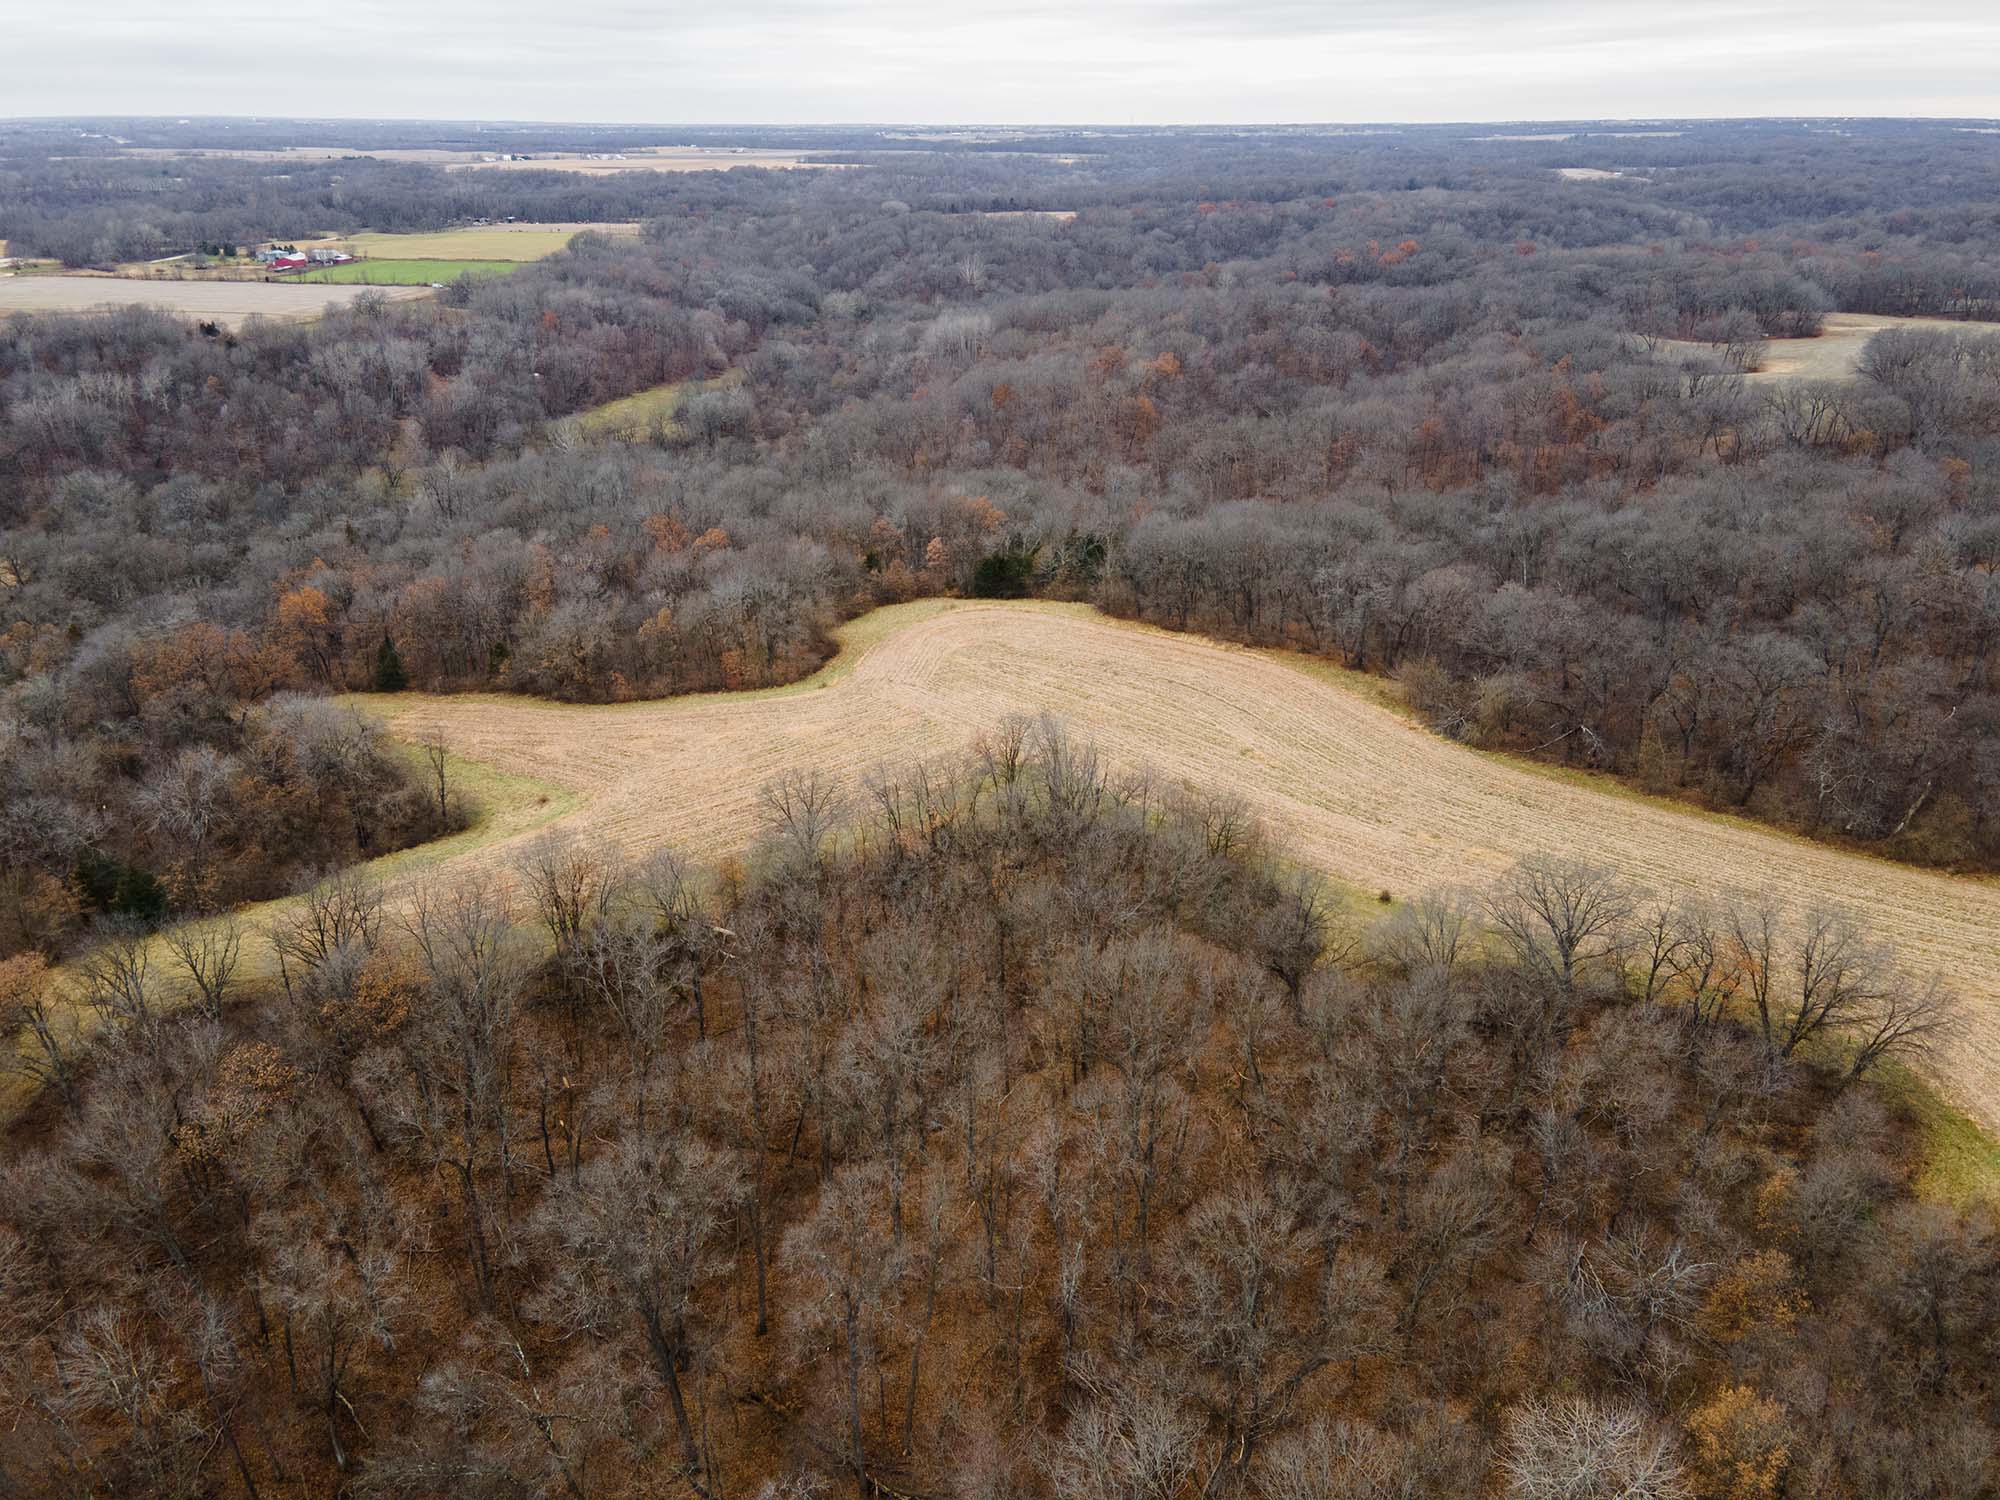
[1749,313,1996,379]
[365,600,2000,1130]
[337,222,641,260]
[0,275,430,326]
[1656,312,2000,381]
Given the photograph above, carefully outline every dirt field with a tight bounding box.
[0,276,430,327]
[1654,312,1998,381]
[352,600,2000,1129]
[1750,313,1995,379]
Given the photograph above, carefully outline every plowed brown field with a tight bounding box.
[371,600,2000,1129]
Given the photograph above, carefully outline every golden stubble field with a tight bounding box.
[369,600,2000,1129]
[1750,313,1991,380]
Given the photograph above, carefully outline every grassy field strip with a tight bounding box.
[574,369,745,439]
[298,258,516,285]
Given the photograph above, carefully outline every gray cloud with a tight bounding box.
[4,0,1998,122]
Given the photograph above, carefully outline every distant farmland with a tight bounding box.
[454,147,841,173]
[0,276,429,327]
[119,145,840,173]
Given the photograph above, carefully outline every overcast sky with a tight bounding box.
[7,0,1999,124]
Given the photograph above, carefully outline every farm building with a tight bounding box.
[255,246,352,269]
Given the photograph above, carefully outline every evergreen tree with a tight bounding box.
[373,633,410,693]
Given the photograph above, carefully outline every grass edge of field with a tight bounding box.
[572,369,745,440]
[297,259,517,285]
[0,746,577,1115]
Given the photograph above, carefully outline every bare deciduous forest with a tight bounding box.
[3,117,2000,1497]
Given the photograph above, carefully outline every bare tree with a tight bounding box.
[515,831,620,971]
[1257,873,1347,1013]
[162,913,241,1022]
[75,918,163,1047]
[1044,1375,1201,1500]
[1487,856,1633,1020]
[1374,886,1476,978]
[760,767,848,872]
[1623,895,1693,1006]
[421,730,454,835]
[52,1304,206,1496]
[633,844,719,1037]
[1259,1407,1484,1500]
[263,1232,404,1474]
[1500,1395,1687,1500]
[1394,1143,1505,1338]
[531,1129,742,1494]
[399,877,526,1303]
[269,864,384,1000]
[1732,903,1886,1060]
[783,1162,897,1499]
[0,952,80,1107]
[574,914,676,1124]
[1844,975,1961,1081]
[1159,1180,1379,1475]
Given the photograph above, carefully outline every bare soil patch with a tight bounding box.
[358,600,2000,1129]
[0,275,429,327]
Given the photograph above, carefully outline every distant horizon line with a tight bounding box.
[8,112,2000,130]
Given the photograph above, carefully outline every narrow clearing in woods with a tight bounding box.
[370,599,2000,1130]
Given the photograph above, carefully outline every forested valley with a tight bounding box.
[4,118,2000,1498]
[9,122,2000,955]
